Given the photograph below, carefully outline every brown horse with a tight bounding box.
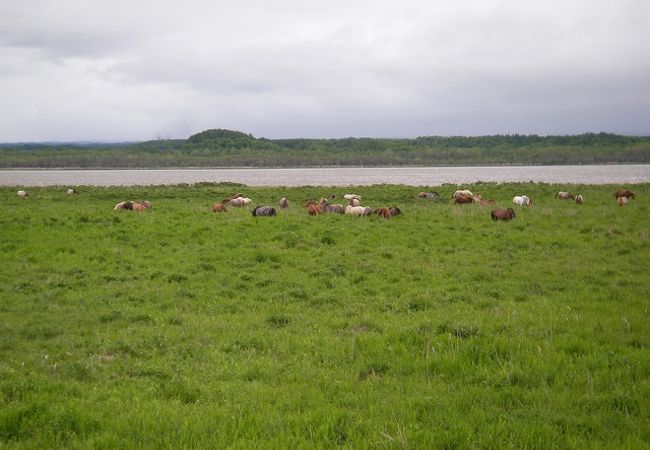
[453,194,477,204]
[479,199,496,206]
[388,206,401,216]
[307,204,322,215]
[491,208,516,221]
[131,201,151,211]
[373,207,392,219]
[614,190,635,200]
[212,203,227,212]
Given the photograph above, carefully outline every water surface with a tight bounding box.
[1,165,649,186]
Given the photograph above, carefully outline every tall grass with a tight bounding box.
[0,182,648,449]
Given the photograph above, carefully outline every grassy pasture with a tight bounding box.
[0,182,648,449]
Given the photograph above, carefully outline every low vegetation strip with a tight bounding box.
[1,130,650,167]
[0,182,648,448]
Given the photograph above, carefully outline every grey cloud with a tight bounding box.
[0,0,649,140]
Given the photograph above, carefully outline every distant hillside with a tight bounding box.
[1,129,649,168]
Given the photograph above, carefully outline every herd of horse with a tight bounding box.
[15,187,638,221]
[203,188,637,222]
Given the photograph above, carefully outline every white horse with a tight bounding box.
[512,195,531,206]
[343,194,361,200]
[453,189,474,198]
[229,197,252,206]
[17,190,29,198]
[345,205,367,216]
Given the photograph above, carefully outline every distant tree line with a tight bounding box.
[1,130,649,168]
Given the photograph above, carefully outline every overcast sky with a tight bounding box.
[1,0,649,141]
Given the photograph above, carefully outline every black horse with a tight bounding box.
[252,206,276,217]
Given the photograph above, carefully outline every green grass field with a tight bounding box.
[1,182,648,449]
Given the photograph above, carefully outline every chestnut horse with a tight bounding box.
[373,207,391,219]
[614,190,635,200]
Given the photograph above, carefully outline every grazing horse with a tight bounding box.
[452,189,474,199]
[131,202,150,211]
[252,206,276,217]
[575,195,584,204]
[555,191,574,200]
[418,192,440,199]
[17,190,29,198]
[212,203,227,212]
[614,190,635,200]
[114,201,134,210]
[229,196,252,206]
[66,188,79,195]
[320,199,344,214]
[373,207,392,219]
[345,205,367,216]
[453,194,477,204]
[279,197,289,209]
[348,198,361,207]
[343,194,361,200]
[491,208,516,221]
[307,204,322,215]
[388,206,401,216]
[512,195,532,206]
[618,196,628,206]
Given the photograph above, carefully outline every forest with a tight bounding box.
[1,129,649,168]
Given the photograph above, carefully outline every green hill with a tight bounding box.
[1,130,649,168]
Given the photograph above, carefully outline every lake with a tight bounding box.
[1,165,649,186]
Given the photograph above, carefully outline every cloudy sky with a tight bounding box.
[1,0,649,141]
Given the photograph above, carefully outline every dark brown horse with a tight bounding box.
[388,206,401,216]
[491,208,516,221]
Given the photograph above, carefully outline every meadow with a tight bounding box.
[0,182,648,449]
